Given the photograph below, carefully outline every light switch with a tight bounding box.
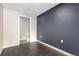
[61,40,63,43]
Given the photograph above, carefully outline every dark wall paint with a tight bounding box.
[37,3,79,55]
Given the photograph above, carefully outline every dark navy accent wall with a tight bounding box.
[37,3,79,55]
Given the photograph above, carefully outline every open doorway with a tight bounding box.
[20,16,30,45]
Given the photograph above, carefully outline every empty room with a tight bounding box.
[0,3,79,56]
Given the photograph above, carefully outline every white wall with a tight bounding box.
[30,16,37,42]
[0,4,3,54]
[3,8,37,48]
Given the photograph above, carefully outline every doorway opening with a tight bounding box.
[20,16,30,45]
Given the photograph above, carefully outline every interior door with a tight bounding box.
[20,16,30,44]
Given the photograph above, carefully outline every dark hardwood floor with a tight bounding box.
[1,41,65,56]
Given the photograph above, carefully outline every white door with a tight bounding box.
[20,16,30,44]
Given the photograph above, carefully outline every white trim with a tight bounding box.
[3,43,19,49]
[37,40,74,56]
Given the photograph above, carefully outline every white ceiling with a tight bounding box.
[3,3,59,16]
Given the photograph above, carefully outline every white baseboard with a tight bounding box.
[3,43,20,49]
[37,40,74,56]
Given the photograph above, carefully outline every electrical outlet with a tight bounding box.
[61,40,63,43]
[40,35,43,38]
